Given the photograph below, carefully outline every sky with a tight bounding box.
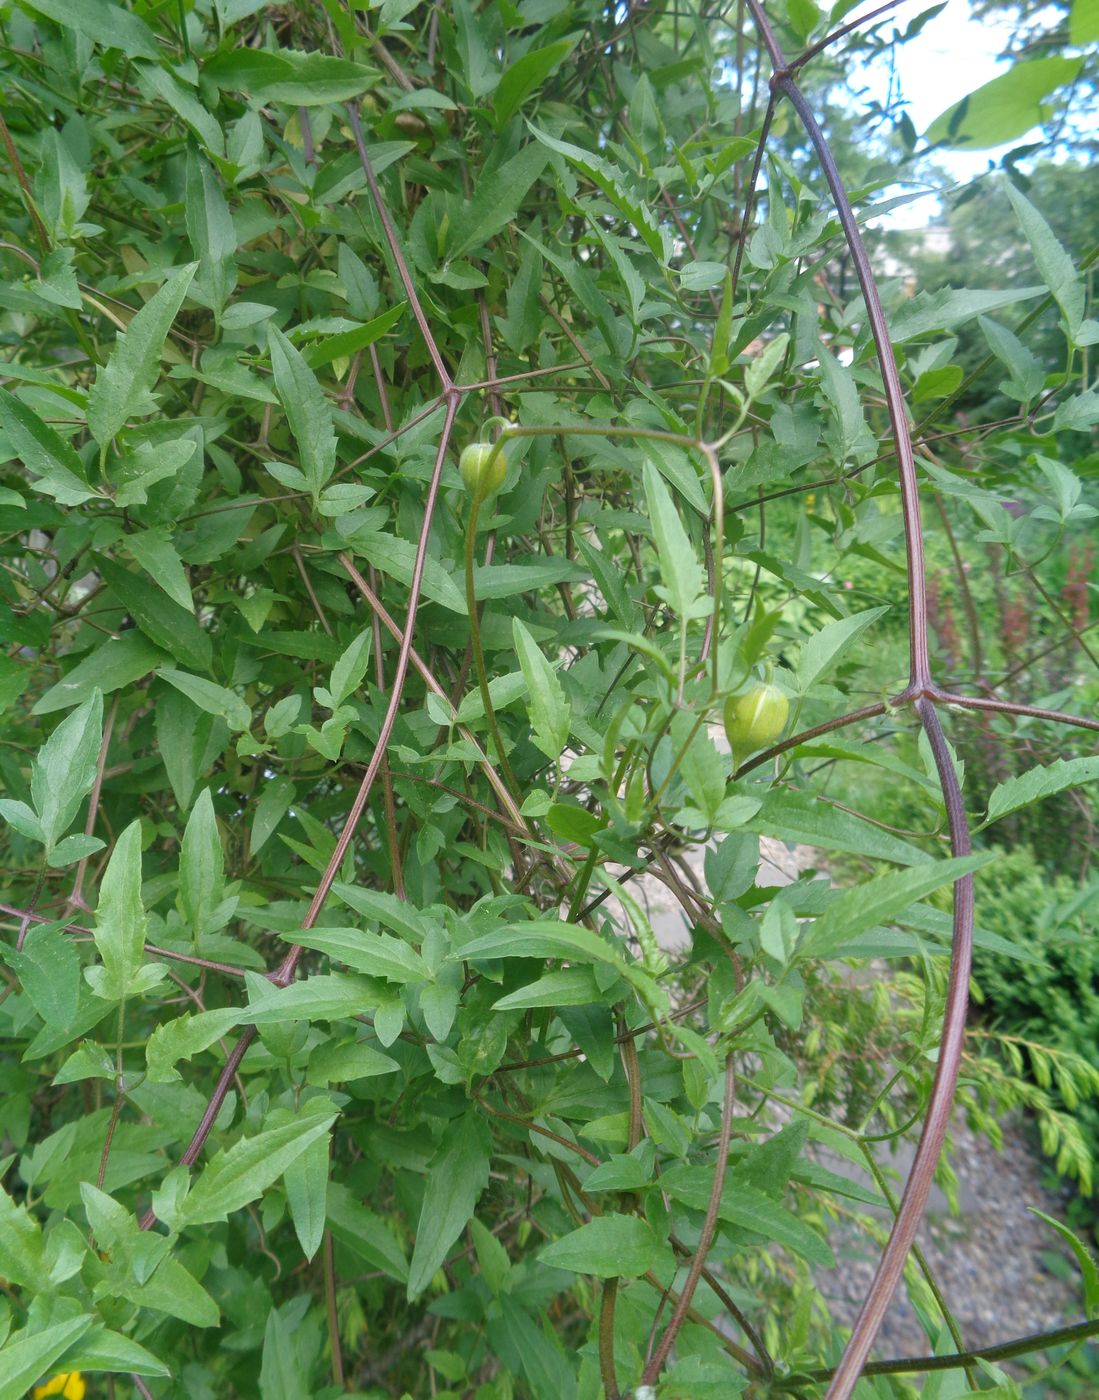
[854,0,1041,227]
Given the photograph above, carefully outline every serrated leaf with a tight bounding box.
[539,1215,668,1278]
[87,820,148,1000]
[87,264,197,446]
[280,927,429,983]
[146,1008,242,1084]
[180,1101,338,1226]
[30,687,102,853]
[408,1115,491,1299]
[801,853,996,959]
[2,921,80,1029]
[512,618,570,761]
[0,1316,94,1400]
[1004,178,1086,342]
[982,756,1099,829]
[20,0,158,57]
[0,387,97,505]
[97,557,210,671]
[268,325,337,500]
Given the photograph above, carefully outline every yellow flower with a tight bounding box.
[33,1374,86,1400]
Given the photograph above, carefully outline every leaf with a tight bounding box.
[643,460,705,622]
[926,56,1083,149]
[124,528,194,612]
[529,124,667,263]
[240,972,378,1024]
[0,387,96,505]
[1071,0,1099,43]
[460,920,626,971]
[185,149,237,317]
[300,304,405,369]
[30,687,103,853]
[283,1133,329,1261]
[97,556,211,672]
[0,1316,94,1400]
[353,531,467,614]
[661,1165,833,1267]
[327,629,372,709]
[259,1306,310,1400]
[979,315,1045,403]
[326,1184,408,1282]
[305,1039,399,1085]
[179,789,225,935]
[512,618,570,761]
[539,1215,668,1278]
[87,264,197,446]
[801,853,996,959]
[251,776,295,855]
[407,1115,491,1299]
[146,1008,242,1084]
[890,284,1045,342]
[1030,1208,1099,1315]
[180,1100,338,1226]
[1004,178,1086,342]
[204,47,379,105]
[797,607,889,692]
[494,38,577,127]
[280,927,429,983]
[331,883,430,942]
[492,967,603,1011]
[2,921,81,1029]
[745,791,932,865]
[0,1182,44,1288]
[267,324,337,500]
[982,756,1099,829]
[85,820,147,1000]
[33,633,168,716]
[20,0,158,57]
[159,668,251,732]
[448,143,549,261]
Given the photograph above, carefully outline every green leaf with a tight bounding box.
[251,775,295,855]
[300,304,406,369]
[146,1008,242,1084]
[643,459,705,621]
[798,607,889,692]
[0,387,97,505]
[86,820,148,1000]
[1030,1208,1099,1315]
[159,668,251,732]
[327,629,372,709]
[512,618,570,761]
[529,124,667,263]
[448,143,549,261]
[801,853,996,959]
[539,1215,669,1278]
[982,756,1099,829]
[891,284,1045,342]
[331,883,430,942]
[283,1133,329,1261]
[492,967,603,1011]
[30,687,102,853]
[240,972,378,1024]
[326,1184,408,1283]
[87,264,197,446]
[1004,178,1086,342]
[180,1100,338,1226]
[280,927,429,983]
[123,528,194,612]
[352,531,467,614]
[0,1316,94,1400]
[926,56,1083,149]
[745,791,932,865]
[259,1306,310,1400]
[185,149,237,318]
[460,920,627,971]
[97,557,211,672]
[2,921,81,1029]
[306,1039,400,1085]
[1071,0,1099,43]
[268,325,337,500]
[33,633,168,716]
[204,47,378,105]
[979,315,1046,403]
[179,789,225,935]
[494,38,577,127]
[20,0,158,57]
[408,1115,491,1299]
[661,1165,833,1267]
[0,1182,44,1288]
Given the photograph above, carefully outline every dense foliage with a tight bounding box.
[0,2,1096,1398]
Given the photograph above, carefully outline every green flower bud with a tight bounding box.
[724,682,789,754]
[459,441,507,498]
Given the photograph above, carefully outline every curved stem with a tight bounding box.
[464,489,522,799]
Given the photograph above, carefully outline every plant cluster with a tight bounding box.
[0,2,1097,1399]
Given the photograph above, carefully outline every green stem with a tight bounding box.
[464,490,521,799]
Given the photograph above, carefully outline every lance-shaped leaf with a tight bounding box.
[407,1115,491,1299]
[29,687,103,856]
[512,618,570,761]
[268,324,337,500]
[0,387,97,505]
[87,264,197,445]
[86,820,148,1000]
